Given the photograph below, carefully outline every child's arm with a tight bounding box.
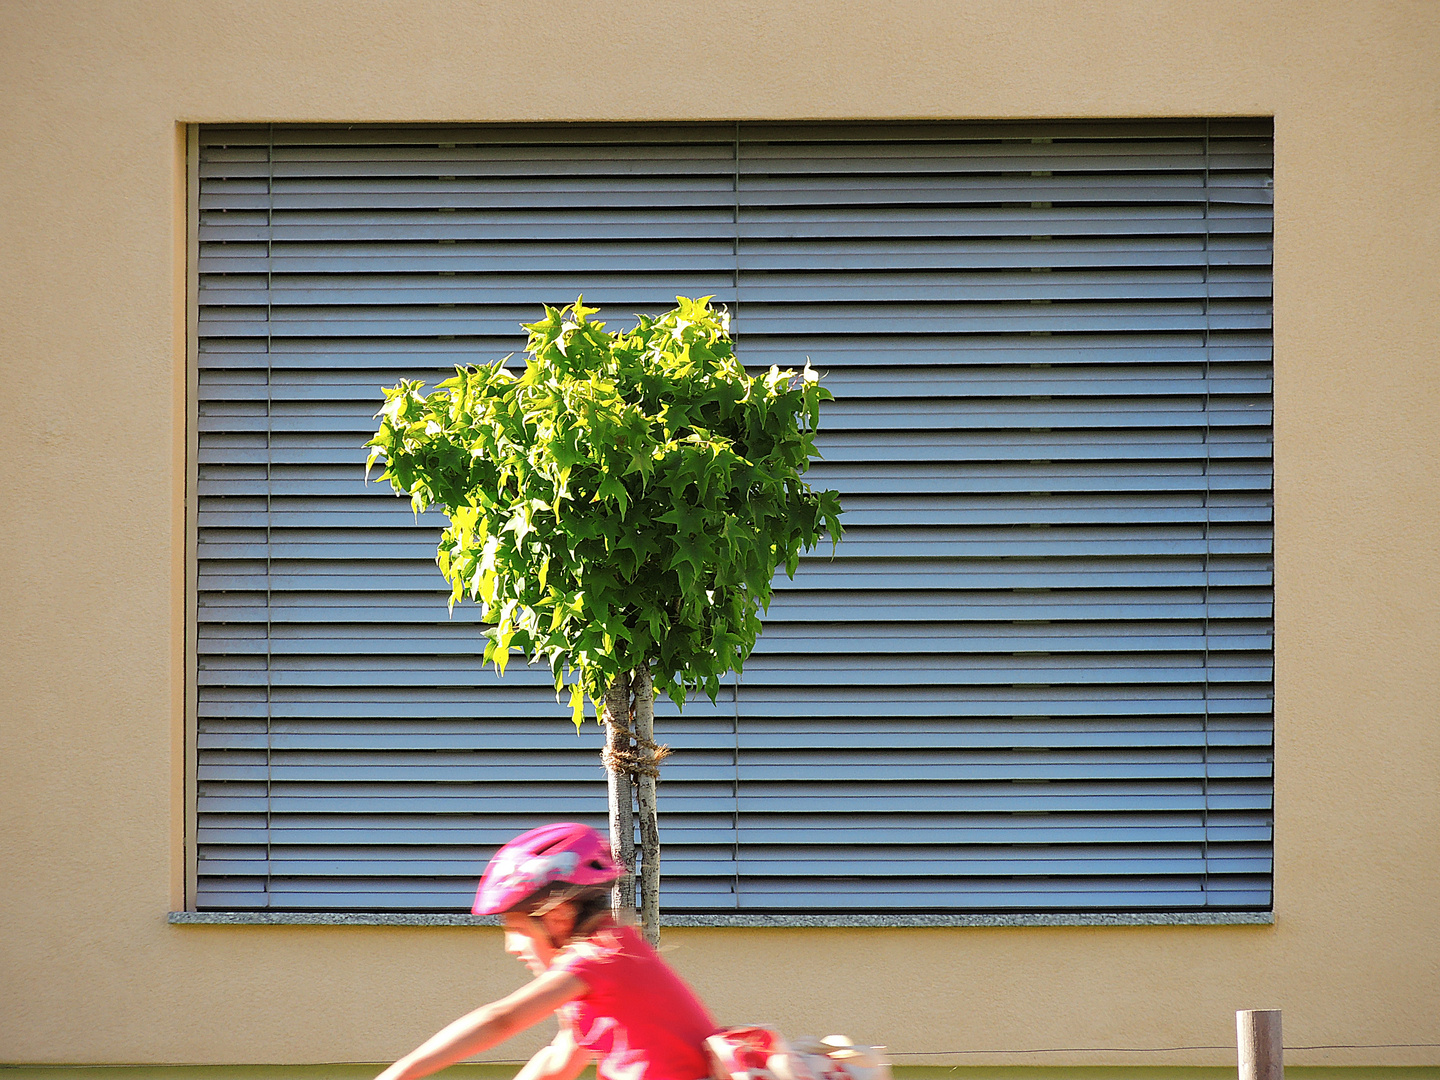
[511,1026,593,1080]
[374,970,588,1080]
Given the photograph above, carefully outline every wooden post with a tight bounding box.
[1237,1009,1283,1080]
[630,667,661,945]
[602,672,635,915]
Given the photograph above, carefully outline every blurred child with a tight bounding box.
[376,823,717,1080]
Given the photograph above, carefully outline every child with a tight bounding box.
[376,822,719,1080]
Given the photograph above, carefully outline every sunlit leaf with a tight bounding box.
[366,297,843,720]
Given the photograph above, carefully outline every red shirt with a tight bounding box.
[553,923,718,1080]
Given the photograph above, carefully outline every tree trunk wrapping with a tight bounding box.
[602,672,635,915]
[631,667,661,945]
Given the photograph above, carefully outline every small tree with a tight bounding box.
[365,297,842,942]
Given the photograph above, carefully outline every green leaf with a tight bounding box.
[366,297,843,724]
[569,682,585,731]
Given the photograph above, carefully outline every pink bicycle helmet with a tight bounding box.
[473,822,622,915]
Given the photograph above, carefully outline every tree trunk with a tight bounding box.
[602,671,635,915]
[630,667,661,946]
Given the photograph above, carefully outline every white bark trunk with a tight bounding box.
[602,672,635,915]
[630,668,661,945]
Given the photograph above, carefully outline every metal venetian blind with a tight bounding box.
[194,120,1273,913]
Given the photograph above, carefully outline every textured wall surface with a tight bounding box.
[0,0,1437,1069]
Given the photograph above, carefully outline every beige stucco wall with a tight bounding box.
[1,0,1438,1070]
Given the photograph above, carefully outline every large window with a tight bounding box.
[193,120,1273,916]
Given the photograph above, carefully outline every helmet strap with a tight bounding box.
[527,906,575,952]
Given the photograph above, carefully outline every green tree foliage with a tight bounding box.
[366,297,843,725]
